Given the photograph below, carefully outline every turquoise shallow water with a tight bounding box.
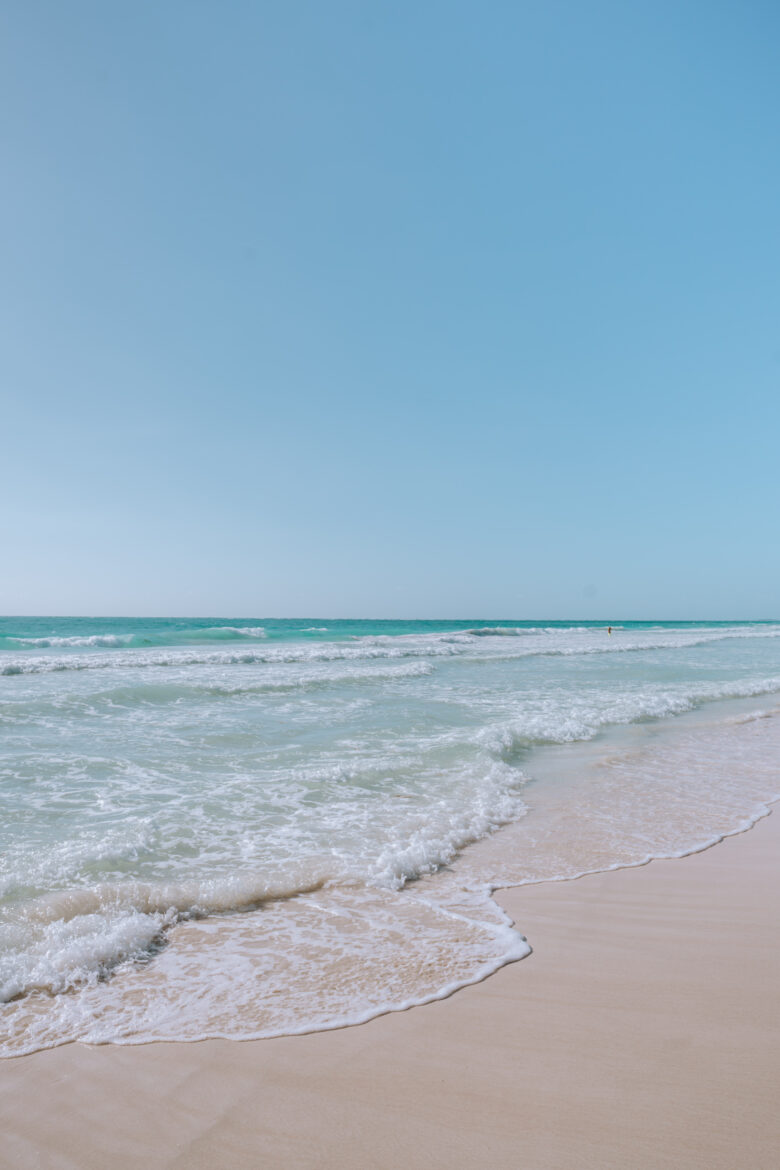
[2,617,780,1055]
[1,615,772,652]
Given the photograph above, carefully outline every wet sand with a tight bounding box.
[1,809,778,1170]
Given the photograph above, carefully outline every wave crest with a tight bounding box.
[3,626,267,650]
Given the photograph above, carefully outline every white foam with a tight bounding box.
[3,622,780,1057]
[0,908,173,1002]
[4,621,780,676]
[0,638,462,675]
[3,626,267,651]
[482,676,780,752]
[4,710,778,1058]
[7,634,135,648]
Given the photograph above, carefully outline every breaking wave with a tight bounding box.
[1,626,267,650]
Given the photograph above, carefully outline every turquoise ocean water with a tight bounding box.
[2,617,780,1055]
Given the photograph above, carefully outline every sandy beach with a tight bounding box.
[4,0,778,1162]
[2,806,778,1170]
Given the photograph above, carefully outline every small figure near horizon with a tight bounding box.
[607,626,612,636]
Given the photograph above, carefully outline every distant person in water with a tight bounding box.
[607,626,612,635]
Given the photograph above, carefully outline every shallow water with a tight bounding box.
[2,618,779,1055]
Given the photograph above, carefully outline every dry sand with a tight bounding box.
[2,810,778,1170]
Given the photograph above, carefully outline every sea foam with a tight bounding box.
[2,618,780,1056]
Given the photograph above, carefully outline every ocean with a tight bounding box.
[2,617,779,1057]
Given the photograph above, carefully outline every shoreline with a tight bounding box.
[2,799,778,1168]
[5,623,780,1058]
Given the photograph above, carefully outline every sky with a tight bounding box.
[2,0,779,618]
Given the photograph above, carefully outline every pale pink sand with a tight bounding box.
[2,811,778,1170]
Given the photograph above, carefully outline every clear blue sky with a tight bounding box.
[2,1,778,617]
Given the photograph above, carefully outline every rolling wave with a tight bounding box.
[0,642,462,675]
[1,626,267,650]
[0,867,330,1002]
[4,623,780,676]
[483,677,780,757]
